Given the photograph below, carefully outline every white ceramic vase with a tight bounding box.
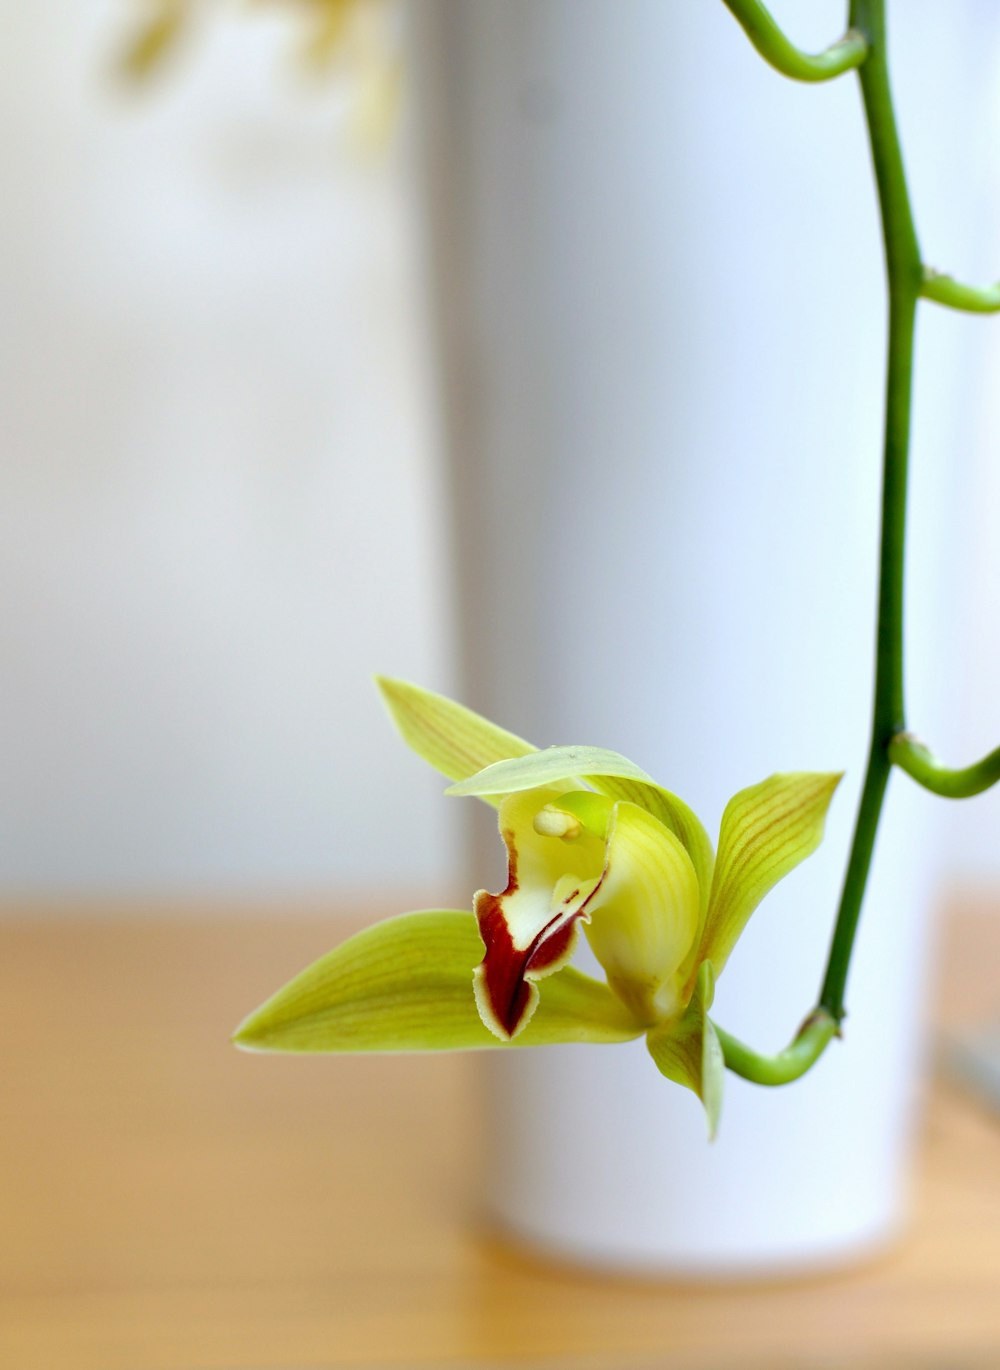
[410,0,984,1274]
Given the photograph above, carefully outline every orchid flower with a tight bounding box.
[234,679,840,1135]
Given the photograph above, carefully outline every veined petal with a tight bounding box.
[698,772,842,976]
[646,961,724,1139]
[473,787,606,1039]
[233,909,643,1053]
[376,677,534,805]
[446,745,654,797]
[588,776,715,917]
[584,802,701,1025]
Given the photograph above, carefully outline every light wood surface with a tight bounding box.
[2,899,1000,1369]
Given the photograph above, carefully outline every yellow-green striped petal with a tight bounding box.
[699,772,842,975]
[376,678,534,805]
[589,776,715,916]
[233,909,644,1053]
[584,802,701,1027]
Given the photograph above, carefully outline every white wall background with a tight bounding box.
[0,1,456,895]
[1,0,998,898]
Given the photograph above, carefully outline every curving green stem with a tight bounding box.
[727,0,921,1033]
[921,269,1000,314]
[717,0,999,1063]
[817,0,922,1024]
[716,1010,839,1086]
[720,0,867,82]
[889,732,1000,799]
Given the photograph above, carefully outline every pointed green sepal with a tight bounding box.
[233,909,644,1053]
[698,771,842,975]
[375,678,534,805]
[645,962,724,1139]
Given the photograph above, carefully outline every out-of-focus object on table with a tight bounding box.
[2,896,1000,1370]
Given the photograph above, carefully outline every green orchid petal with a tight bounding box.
[233,909,644,1053]
[588,776,715,917]
[699,771,843,975]
[646,961,724,1139]
[375,677,534,805]
[584,802,701,1026]
[446,746,715,905]
[445,745,655,797]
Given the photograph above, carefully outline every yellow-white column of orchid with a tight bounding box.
[235,680,840,1138]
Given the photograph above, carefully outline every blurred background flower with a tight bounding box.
[117,0,401,147]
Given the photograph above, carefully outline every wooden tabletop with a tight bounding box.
[2,898,1000,1370]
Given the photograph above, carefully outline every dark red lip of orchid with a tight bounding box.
[473,837,602,1039]
[474,891,584,1039]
